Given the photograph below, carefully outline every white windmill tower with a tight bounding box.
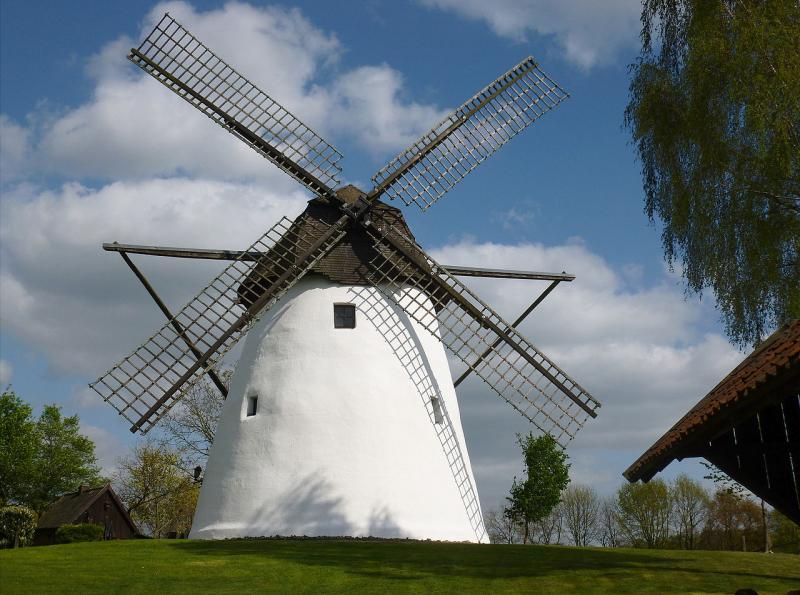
[91,13,601,542]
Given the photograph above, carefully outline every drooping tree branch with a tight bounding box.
[626,0,800,347]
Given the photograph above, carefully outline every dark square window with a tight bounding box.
[334,304,356,328]
[246,395,258,417]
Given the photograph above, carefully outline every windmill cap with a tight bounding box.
[238,191,416,305]
[334,184,368,205]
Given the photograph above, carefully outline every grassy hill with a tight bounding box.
[1,539,798,593]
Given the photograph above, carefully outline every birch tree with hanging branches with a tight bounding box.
[625,0,799,347]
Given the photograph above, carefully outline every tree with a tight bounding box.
[504,433,570,544]
[702,488,762,551]
[0,394,101,512]
[531,502,564,545]
[599,497,621,548]
[114,440,199,538]
[672,474,709,549]
[701,462,769,551]
[161,371,227,468]
[0,505,37,548]
[769,510,800,554]
[29,405,102,512]
[616,480,672,548]
[0,392,37,505]
[562,484,601,547]
[484,508,520,544]
[625,0,800,347]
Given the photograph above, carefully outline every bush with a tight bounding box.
[55,523,104,544]
[770,511,800,554]
[0,505,37,548]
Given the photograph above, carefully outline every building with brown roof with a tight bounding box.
[34,484,138,545]
[624,320,800,524]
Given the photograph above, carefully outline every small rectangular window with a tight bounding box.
[334,304,356,328]
[246,395,258,417]
[431,396,443,424]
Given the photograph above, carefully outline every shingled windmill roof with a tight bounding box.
[239,185,430,308]
[306,185,416,285]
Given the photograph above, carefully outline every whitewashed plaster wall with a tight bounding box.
[190,275,486,542]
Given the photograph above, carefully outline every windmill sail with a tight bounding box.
[370,57,568,211]
[94,17,598,445]
[91,214,348,434]
[129,13,342,196]
[364,212,599,446]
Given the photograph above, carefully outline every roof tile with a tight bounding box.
[624,320,800,481]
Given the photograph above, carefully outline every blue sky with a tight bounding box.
[0,0,745,510]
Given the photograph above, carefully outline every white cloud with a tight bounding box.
[33,3,339,182]
[81,423,127,476]
[71,385,104,409]
[329,66,448,154]
[5,1,449,185]
[491,204,537,231]
[420,0,641,69]
[0,178,307,375]
[0,115,32,183]
[433,239,703,345]
[0,360,12,386]
[429,239,744,505]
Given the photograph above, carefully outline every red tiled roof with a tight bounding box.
[624,319,800,482]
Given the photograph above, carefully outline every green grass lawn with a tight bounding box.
[1,539,797,594]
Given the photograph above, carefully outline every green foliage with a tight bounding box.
[0,392,101,512]
[29,405,102,512]
[672,474,709,550]
[616,480,672,548]
[504,433,570,544]
[625,0,800,347]
[700,461,746,497]
[55,523,104,544]
[770,511,800,554]
[0,392,38,505]
[561,484,601,547]
[114,440,199,538]
[0,505,37,548]
[701,488,764,551]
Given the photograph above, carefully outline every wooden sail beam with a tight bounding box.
[117,252,229,399]
[102,242,575,282]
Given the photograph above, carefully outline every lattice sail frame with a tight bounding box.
[363,214,600,446]
[371,57,568,211]
[95,12,599,440]
[91,214,347,433]
[129,13,342,195]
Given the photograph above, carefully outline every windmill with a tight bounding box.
[91,13,601,542]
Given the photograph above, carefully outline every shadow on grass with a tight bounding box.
[166,540,798,584]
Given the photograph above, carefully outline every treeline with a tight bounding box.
[485,476,800,553]
[3,386,799,551]
[1,384,219,544]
